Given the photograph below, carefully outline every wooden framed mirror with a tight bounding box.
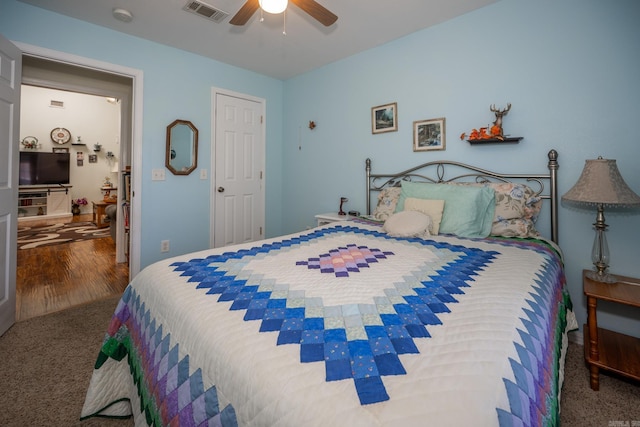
[166,119,198,175]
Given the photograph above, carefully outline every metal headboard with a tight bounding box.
[366,149,559,243]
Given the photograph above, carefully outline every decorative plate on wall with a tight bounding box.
[50,127,71,144]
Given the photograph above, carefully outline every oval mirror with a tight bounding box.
[166,119,198,175]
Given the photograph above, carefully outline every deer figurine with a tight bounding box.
[459,103,515,141]
[489,103,511,139]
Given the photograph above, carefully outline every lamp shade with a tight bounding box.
[562,158,640,207]
[259,0,288,14]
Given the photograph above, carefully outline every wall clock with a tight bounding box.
[50,127,71,144]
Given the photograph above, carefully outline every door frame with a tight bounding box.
[210,86,266,248]
[0,34,21,336]
[15,41,143,277]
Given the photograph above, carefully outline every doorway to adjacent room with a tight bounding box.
[13,49,140,320]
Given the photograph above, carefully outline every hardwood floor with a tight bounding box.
[16,214,129,321]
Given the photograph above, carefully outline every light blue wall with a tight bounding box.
[1,0,285,270]
[3,0,639,336]
[282,0,640,336]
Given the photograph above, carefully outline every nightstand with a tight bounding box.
[315,212,356,227]
[583,269,640,391]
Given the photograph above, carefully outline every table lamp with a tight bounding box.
[562,157,640,283]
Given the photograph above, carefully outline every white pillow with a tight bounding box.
[382,210,433,239]
[403,198,445,235]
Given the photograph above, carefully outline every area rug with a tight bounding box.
[17,221,110,250]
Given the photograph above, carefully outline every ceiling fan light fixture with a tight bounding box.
[112,8,133,23]
[259,0,288,14]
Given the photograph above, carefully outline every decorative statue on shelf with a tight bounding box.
[339,197,348,216]
[489,103,511,139]
[21,136,39,149]
[460,103,512,141]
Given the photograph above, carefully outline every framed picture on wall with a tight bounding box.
[52,147,69,153]
[413,117,446,152]
[89,154,98,163]
[371,102,397,134]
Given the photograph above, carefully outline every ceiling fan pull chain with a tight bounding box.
[260,8,264,22]
[283,10,287,35]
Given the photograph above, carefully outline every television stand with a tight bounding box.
[18,185,72,222]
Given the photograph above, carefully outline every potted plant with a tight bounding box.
[71,197,88,215]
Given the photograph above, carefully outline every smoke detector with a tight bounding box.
[183,0,229,23]
[113,8,133,23]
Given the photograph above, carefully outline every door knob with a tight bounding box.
[217,187,225,193]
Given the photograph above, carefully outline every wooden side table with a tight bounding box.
[583,269,640,390]
[92,200,116,229]
[101,186,117,202]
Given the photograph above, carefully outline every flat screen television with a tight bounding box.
[19,151,71,186]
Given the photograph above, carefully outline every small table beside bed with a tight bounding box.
[82,149,577,426]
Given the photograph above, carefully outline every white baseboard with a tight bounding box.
[18,212,72,222]
[568,330,583,345]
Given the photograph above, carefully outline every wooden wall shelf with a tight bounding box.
[467,137,523,145]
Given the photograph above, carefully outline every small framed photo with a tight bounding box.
[371,102,397,134]
[52,147,69,153]
[88,154,98,163]
[413,117,446,152]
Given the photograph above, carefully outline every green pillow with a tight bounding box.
[396,181,495,238]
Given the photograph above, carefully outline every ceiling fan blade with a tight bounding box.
[291,0,338,26]
[229,0,260,26]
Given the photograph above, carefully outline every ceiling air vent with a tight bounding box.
[183,0,229,23]
[50,100,64,108]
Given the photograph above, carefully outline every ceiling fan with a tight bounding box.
[229,0,338,27]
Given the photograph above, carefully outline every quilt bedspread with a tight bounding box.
[81,220,576,427]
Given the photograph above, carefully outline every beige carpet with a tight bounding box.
[0,296,130,427]
[0,297,638,426]
[560,335,640,425]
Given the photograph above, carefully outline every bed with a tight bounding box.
[81,149,576,426]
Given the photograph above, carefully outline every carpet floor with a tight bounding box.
[17,221,110,250]
[0,296,638,426]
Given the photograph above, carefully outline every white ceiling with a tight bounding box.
[18,0,498,80]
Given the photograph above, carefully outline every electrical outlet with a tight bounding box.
[152,169,165,181]
[160,240,170,253]
[200,168,208,180]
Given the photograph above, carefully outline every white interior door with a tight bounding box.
[0,34,21,336]
[213,91,265,248]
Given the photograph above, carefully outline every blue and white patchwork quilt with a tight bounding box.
[81,219,576,426]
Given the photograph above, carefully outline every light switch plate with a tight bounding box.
[152,169,165,181]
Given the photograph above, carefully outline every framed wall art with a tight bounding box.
[413,117,445,152]
[371,102,397,134]
[52,147,69,153]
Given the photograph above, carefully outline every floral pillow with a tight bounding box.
[491,218,540,238]
[448,182,542,237]
[372,186,402,221]
[487,182,542,222]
